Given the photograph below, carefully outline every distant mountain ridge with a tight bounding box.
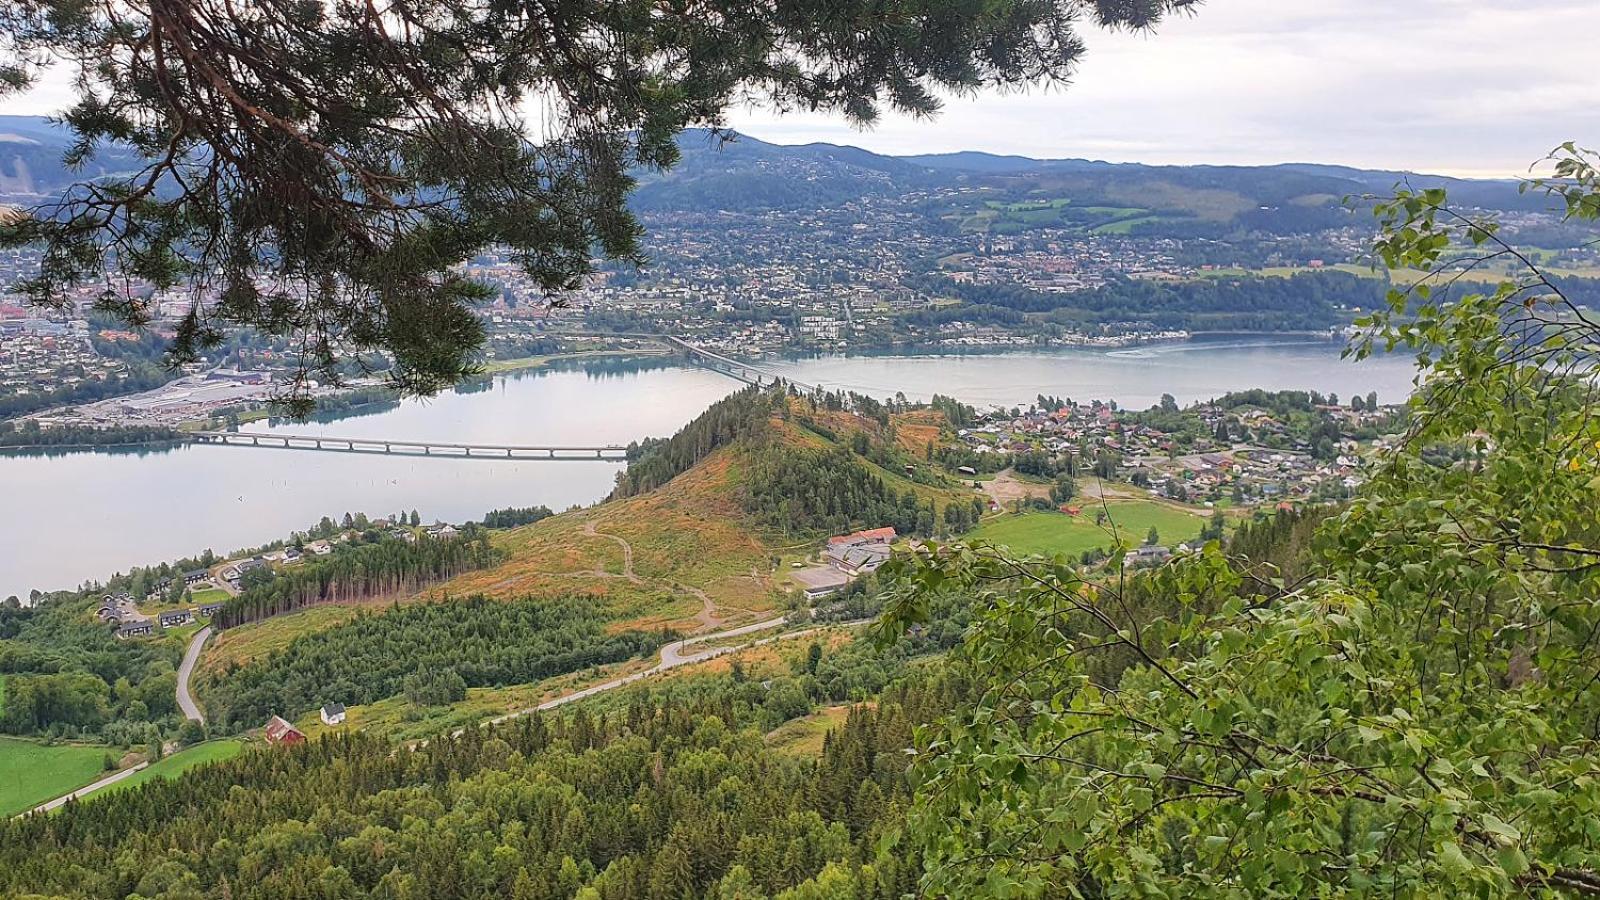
[0,115,145,201]
[0,115,1541,220]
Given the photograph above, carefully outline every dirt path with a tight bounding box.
[585,520,725,631]
[981,468,1051,508]
[177,626,213,724]
[583,520,643,584]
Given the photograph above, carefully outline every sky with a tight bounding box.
[3,0,1593,177]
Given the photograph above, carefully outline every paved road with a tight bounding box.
[24,762,149,815]
[177,626,213,723]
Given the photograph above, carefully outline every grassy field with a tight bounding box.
[765,704,855,757]
[1091,214,1164,234]
[188,586,231,606]
[969,502,1211,558]
[0,737,115,816]
[437,443,786,630]
[201,604,363,674]
[96,740,246,799]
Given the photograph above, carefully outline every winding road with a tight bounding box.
[176,626,213,724]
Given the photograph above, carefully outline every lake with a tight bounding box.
[0,337,1420,599]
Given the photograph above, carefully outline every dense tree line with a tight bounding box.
[1225,504,1338,588]
[482,505,556,528]
[613,386,779,497]
[0,621,972,900]
[909,270,1388,330]
[203,596,667,729]
[214,531,502,628]
[0,420,182,448]
[743,444,979,538]
[0,597,181,738]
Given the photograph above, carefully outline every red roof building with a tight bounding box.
[264,715,306,747]
[828,527,896,547]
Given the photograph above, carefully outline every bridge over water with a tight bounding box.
[189,431,630,460]
[187,337,821,461]
[661,336,821,392]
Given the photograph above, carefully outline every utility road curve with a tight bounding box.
[177,626,213,724]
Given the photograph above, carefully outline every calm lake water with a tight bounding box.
[0,337,1420,599]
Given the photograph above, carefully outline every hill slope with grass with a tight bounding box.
[197,386,980,718]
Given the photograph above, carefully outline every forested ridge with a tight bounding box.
[612,386,779,498]
[202,596,668,729]
[0,628,971,900]
[743,444,982,537]
[214,530,502,628]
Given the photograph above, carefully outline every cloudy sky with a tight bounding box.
[731,0,1596,177]
[3,0,1592,176]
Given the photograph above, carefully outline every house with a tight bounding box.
[195,603,224,617]
[263,715,306,746]
[826,543,891,575]
[1123,545,1172,569]
[182,568,210,585]
[827,527,896,549]
[791,566,852,601]
[306,540,334,556]
[320,703,347,726]
[824,527,896,574]
[159,610,193,628]
[116,621,154,639]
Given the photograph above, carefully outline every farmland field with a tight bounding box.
[95,740,246,799]
[0,737,113,816]
[969,502,1211,558]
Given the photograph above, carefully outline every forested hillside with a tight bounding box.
[0,596,181,742]
[0,620,971,900]
[613,385,779,498]
[214,529,502,628]
[201,596,668,729]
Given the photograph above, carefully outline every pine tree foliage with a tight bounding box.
[878,146,1600,897]
[202,595,667,728]
[0,641,969,899]
[214,529,501,628]
[0,0,1195,407]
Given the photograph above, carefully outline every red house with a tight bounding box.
[263,715,306,747]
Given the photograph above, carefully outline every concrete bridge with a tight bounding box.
[661,336,821,392]
[516,330,823,393]
[189,431,629,460]
[184,337,824,461]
